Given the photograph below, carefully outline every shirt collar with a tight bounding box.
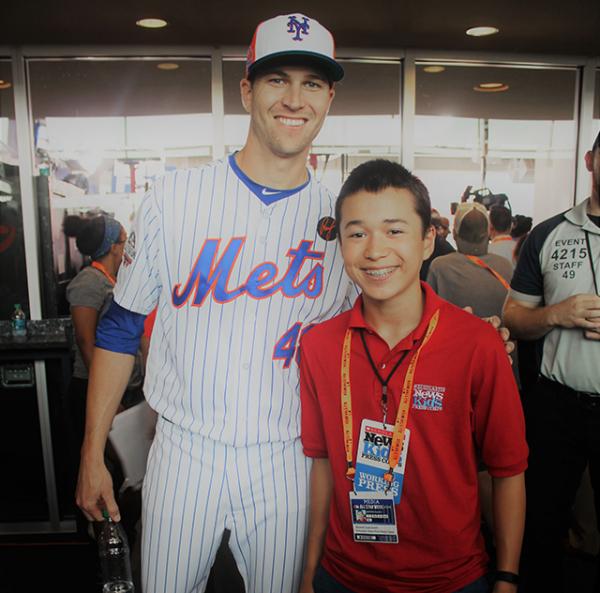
[348,281,443,350]
[491,234,513,242]
[228,153,311,205]
[565,198,600,235]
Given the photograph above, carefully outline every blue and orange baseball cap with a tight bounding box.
[246,14,344,82]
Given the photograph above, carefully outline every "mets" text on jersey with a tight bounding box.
[172,238,324,307]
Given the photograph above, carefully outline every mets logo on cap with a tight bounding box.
[287,15,310,41]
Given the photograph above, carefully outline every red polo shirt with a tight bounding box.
[300,283,527,593]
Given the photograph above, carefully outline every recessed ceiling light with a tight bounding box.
[136,18,168,29]
[473,83,509,93]
[423,66,446,74]
[157,63,180,70]
[0,81,12,90]
[466,26,499,37]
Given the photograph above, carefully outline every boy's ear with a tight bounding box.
[585,150,593,173]
[423,225,435,261]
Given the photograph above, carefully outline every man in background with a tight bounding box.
[489,205,517,268]
[427,202,513,318]
[420,208,455,280]
[504,129,600,592]
[433,213,451,241]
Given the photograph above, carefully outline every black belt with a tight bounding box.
[539,375,600,406]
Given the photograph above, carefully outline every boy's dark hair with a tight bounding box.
[335,160,431,237]
[593,129,600,153]
[489,205,512,233]
[247,55,334,87]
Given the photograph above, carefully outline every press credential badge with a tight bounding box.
[354,419,410,504]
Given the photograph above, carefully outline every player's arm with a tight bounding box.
[460,306,515,359]
[77,348,135,522]
[76,301,146,522]
[491,473,525,593]
[503,294,600,340]
[300,458,333,593]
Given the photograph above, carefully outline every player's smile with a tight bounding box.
[275,116,307,128]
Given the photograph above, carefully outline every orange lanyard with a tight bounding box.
[341,310,440,483]
[91,261,116,286]
[465,255,510,290]
[491,236,513,243]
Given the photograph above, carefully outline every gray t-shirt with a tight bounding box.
[489,236,517,269]
[427,252,514,319]
[510,199,600,393]
[66,265,143,386]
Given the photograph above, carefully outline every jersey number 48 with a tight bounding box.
[273,323,315,368]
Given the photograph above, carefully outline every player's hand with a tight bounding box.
[76,456,120,522]
[463,307,515,360]
[549,294,600,331]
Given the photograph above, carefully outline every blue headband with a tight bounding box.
[92,216,122,260]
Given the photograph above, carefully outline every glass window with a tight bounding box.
[28,58,213,315]
[223,58,402,195]
[223,59,248,151]
[414,63,578,226]
[314,60,402,195]
[0,59,29,319]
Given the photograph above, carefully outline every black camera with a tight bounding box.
[450,185,511,215]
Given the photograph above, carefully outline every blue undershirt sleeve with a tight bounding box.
[95,299,146,355]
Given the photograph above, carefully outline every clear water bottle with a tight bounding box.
[10,304,27,339]
[97,511,134,593]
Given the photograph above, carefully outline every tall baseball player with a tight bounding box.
[76,13,354,593]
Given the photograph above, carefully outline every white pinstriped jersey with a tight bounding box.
[114,157,355,446]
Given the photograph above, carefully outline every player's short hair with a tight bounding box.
[335,159,432,238]
[246,55,334,87]
[489,205,512,233]
[593,129,600,153]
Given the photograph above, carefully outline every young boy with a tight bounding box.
[299,160,527,593]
